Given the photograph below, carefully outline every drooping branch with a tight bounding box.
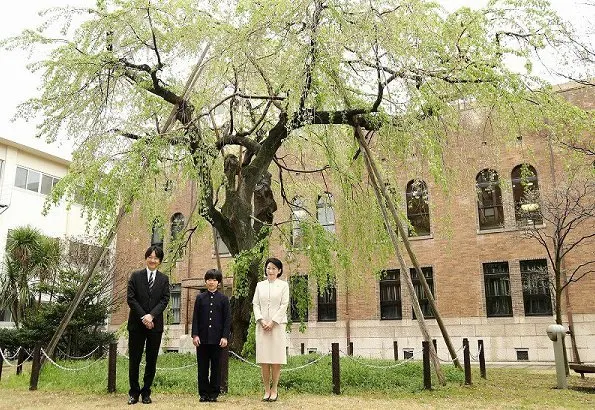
[298,0,324,112]
[146,4,163,69]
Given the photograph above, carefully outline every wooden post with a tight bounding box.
[29,344,42,391]
[301,343,305,355]
[331,343,340,395]
[393,341,398,361]
[220,346,229,394]
[0,348,4,382]
[478,340,486,379]
[348,342,353,356]
[422,341,432,390]
[16,348,25,375]
[107,341,117,393]
[432,339,437,353]
[463,338,471,385]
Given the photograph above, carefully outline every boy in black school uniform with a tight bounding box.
[191,269,231,402]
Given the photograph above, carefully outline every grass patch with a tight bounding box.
[1,353,593,408]
[1,352,463,395]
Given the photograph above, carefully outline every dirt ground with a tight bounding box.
[0,390,487,410]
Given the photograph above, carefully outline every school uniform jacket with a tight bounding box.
[191,290,231,344]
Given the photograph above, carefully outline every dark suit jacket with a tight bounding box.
[127,268,170,333]
[191,290,231,345]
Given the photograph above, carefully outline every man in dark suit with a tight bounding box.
[191,269,231,402]
[127,245,170,405]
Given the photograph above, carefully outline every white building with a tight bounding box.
[0,137,92,324]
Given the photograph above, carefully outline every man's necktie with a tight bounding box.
[148,271,154,290]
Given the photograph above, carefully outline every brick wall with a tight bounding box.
[109,82,595,362]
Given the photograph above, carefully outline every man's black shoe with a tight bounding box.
[208,396,218,402]
[128,395,139,405]
[199,396,209,402]
[141,395,152,404]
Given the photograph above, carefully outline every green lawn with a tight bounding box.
[0,353,593,408]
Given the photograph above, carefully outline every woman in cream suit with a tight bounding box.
[252,257,289,402]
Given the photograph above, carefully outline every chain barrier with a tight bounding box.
[57,345,103,360]
[118,352,198,371]
[0,346,20,367]
[282,352,330,372]
[229,350,331,372]
[468,344,483,361]
[339,349,423,369]
[228,351,260,368]
[41,348,106,371]
[0,346,21,361]
[436,345,465,363]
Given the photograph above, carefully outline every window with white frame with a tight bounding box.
[151,220,164,249]
[290,196,308,246]
[317,192,336,233]
[169,283,181,324]
[214,228,230,256]
[14,166,60,195]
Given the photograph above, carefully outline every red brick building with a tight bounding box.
[109,82,594,363]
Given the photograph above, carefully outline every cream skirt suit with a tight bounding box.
[252,278,289,364]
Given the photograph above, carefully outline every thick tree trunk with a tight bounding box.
[229,259,261,353]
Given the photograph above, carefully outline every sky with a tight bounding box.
[0,0,593,159]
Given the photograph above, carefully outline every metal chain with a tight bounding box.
[282,352,330,372]
[228,351,260,368]
[229,350,331,372]
[468,344,483,361]
[118,352,198,371]
[57,345,103,360]
[41,348,106,371]
[436,345,465,363]
[0,346,18,367]
[0,346,21,360]
[340,349,424,369]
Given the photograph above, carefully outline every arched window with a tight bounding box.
[317,192,335,233]
[290,196,308,246]
[476,169,504,230]
[511,164,542,226]
[406,180,430,236]
[170,213,185,240]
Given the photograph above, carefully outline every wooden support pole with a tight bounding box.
[478,340,486,379]
[348,342,353,356]
[0,348,4,382]
[332,343,340,395]
[16,348,25,376]
[393,341,398,361]
[354,126,461,373]
[29,344,42,391]
[220,346,229,394]
[301,343,305,355]
[422,341,432,390]
[463,338,472,385]
[107,341,117,393]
